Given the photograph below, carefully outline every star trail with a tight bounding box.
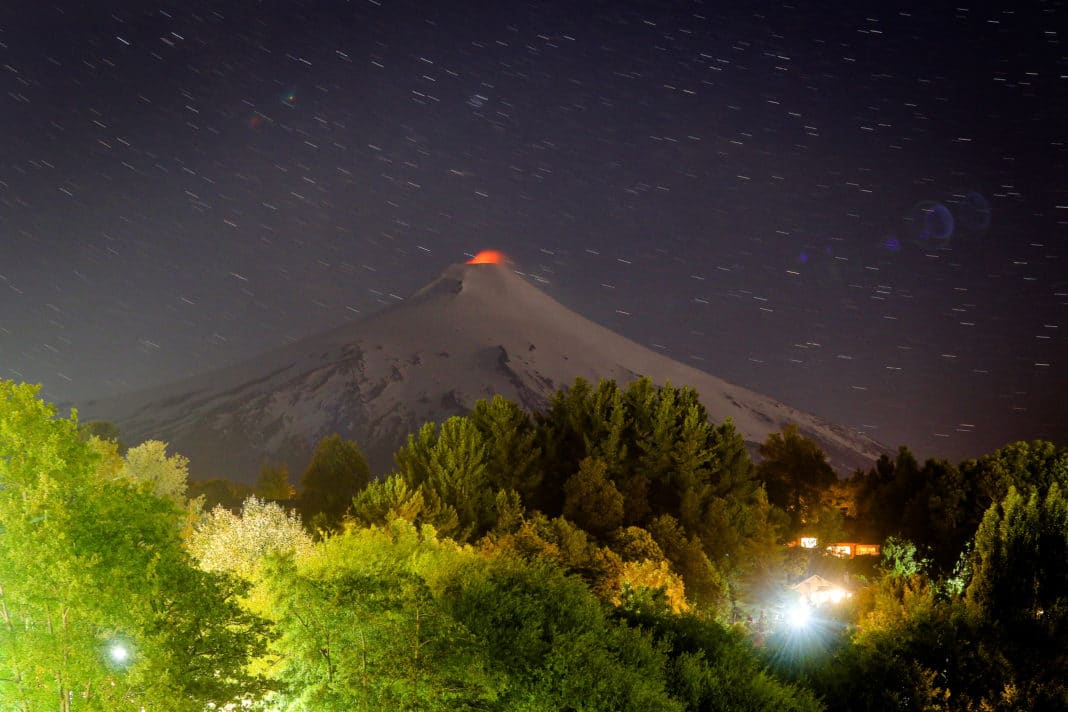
[1,0,1064,463]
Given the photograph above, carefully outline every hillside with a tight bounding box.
[82,262,885,480]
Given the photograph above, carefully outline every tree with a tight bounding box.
[854,446,924,542]
[756,425,837,533]
[615,559,689,614]
[351,475,427,527]
[965,440,1068,507]
[612,526,666,563]
[299,434,370,531]
[186,477,255,511]
[479,512,624,601]
[121,439,190,502]
[535,378,629,516]
[470,394,542,502]
[853,441,1068,575]
[647,515,727,610]
[260,521,501,710]
[0,381,268,710]
[563,457,625,538]
[420,416,492,538]
[445,557,682,711]
[612,586,824,712]
[962,483,1068,707]
[256,461,295,500]
[188,496,312,580]
[812,480,1068,711]
[391,416,495,541]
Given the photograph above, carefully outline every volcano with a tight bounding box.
[81,262,885,481]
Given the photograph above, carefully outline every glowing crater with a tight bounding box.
[466,250,507,265]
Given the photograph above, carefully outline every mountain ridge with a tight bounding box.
[81,262,886,481]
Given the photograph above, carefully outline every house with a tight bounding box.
[825,542,881,559]
[791,574,852,606]
[787,538,881,559]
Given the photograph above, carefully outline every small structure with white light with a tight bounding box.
[791,574,853,607]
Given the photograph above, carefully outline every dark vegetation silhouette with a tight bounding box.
[3,376,1066,710]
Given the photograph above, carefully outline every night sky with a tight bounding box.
[1,0,1065,464]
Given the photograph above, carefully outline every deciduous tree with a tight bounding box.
[299,434,370,531]
[0,381,268,710]
[256,461,295,500]
[121,439,190,502]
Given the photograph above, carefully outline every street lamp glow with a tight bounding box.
[109,643,129,664]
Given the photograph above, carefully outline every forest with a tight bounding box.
[1,377,1066,711]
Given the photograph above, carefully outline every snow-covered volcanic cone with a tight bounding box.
[82,258,885,481]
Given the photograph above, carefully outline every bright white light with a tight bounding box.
[786,602,812,629]
[109,643,129,664]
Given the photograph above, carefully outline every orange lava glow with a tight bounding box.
[466,250,507,264]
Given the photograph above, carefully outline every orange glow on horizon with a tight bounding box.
[466,250,507,265]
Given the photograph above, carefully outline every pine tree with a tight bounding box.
[756,424,836,533]
[470,394,542,501]
[563,457,625,538]
[392,416,493,541]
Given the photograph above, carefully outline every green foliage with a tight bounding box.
[351,474,427,526]
[616,559,690,614]
[614,598,824,712]
[613,526,666,562]
[32,379,1068,709]
[880,536,929,579]
[965,440,1068,506]
[535,378,629,516]
[391,416,497,541]
[470,395,542,502]
[121,439,190,502]
[808,472,1068,712]
[963,484,1068,703]
[0,381,268,710]
[445,557,682,711]
[188,496,312,580]
[372,377,782,613]
[491,488,525,534]
[260,521,500,711]
[853,447,968,569]
[480,512,624,601]
[530,378,778,611]
[563,456,625,537]
[299,434,370,531]
[256,462,295,500]
[648,515,727,610]
[853,440,1068,575]
[756,424,837,534]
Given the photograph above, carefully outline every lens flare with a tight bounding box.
[786,602,812,629]
[466,250,507,264]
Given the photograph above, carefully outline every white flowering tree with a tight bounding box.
[189,496,312,580]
